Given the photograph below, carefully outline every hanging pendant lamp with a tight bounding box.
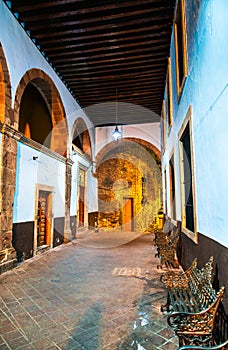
[112,89,122,141]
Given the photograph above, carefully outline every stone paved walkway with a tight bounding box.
[0,232,178,350]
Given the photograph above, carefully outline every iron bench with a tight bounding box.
[153,219,176,247]
[154,224,180,269]
[160,256,226,347]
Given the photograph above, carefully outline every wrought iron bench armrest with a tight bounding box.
[178,339,228,349]
[167,287,225,333]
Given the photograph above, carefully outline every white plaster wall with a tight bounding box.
[70,161,78,216]
[162,0,228,247]
[95,127,112,157]
[88,171,98,214]
[194,88,228,246]
[122,123,161,150]
[13,142,66,223]
[95,123,161,157]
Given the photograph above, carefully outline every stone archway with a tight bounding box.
[14,69,73,244]
[95,138,161,232]
[14,69,68,157]
[96,137,161,168]
[71,117,92,159]
[0,45,13,125]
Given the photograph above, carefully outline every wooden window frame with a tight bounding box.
[174,0,188,99]
[166,57,173,132]
[163,167,168,216]
[178,105,198,243]
[161,100,166,154]
[169,152,176,222]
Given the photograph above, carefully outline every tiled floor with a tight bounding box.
[0,231,179,350]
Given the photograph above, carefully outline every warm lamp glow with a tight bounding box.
[24,122,31,138]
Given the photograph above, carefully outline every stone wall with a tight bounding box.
[96,140,161,232]
[0,127,18,272]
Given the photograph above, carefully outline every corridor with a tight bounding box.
[0,232,178,350]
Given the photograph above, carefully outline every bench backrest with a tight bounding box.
[188,257,217,309]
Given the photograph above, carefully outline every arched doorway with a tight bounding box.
[71,118,92,234]
[72,118,92,158]
[15,71,68,156]
[13,69,69,258]
[19,82,52,148]
[95,138,161,232]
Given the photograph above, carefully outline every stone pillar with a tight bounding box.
[0,125,18,273]
[64,158,73,242]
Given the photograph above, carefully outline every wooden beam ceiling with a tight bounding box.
[5,0,175,126]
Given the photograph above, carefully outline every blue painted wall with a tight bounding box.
[162,0,228,247]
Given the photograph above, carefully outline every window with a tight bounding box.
[166,57,173,130]
[164,169,168,215]
[169,154,176,220]
[179,106,197,242]
[174,0,188,97]
[161,100,166,154]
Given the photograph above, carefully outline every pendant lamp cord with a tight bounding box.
[115,89,118,126]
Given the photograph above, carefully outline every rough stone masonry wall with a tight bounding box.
[0,128,18,272]
[96,141,161,232]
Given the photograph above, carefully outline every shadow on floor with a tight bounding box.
[116,274,178,350]
[65,303,103,349]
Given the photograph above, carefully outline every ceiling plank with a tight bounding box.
[6,0,175,125]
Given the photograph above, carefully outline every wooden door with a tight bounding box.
[37,190,52,247]
[122,197,133,231]
[78,168,86,227]
[78,185,85,227]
